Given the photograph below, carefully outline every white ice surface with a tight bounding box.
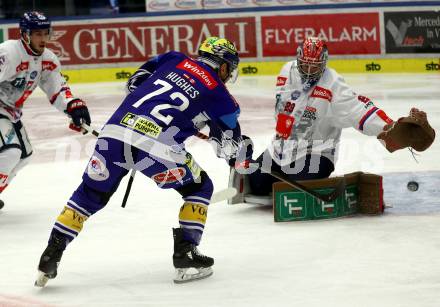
[1,74,440,307]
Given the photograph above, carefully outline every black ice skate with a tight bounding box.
[172,228,214,283]
[35,234,66,287]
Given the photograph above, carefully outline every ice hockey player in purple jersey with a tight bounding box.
[35,37,249,286]
[0,11,91,210]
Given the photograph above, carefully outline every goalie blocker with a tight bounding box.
[228,169,385,222]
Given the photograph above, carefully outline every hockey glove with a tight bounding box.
[228,135,258,174]
[377,108,435,152]
[66,99,91,133]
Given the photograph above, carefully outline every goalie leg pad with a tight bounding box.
[358,173,384,215]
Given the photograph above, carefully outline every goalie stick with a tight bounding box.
[196,131,346,203]
[81,124,237,206]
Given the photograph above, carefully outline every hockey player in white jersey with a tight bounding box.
[0,11,91,209]
[243,37,434,195]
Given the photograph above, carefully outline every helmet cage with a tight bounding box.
[296,38,328,83]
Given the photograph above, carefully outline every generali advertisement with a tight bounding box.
[7,17,257,65]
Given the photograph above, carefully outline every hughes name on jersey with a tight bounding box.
[271,61,393,166]
[100,51,242,164]
[0,40,76,121]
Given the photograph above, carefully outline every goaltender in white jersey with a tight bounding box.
[0,11,91,209]
[246,37,394,196]
[270,58,392,167]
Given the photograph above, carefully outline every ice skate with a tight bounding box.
[172,228,214,284]
[0,199,4,210]
[35,234,66,287]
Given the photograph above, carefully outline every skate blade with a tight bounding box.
[34,271,50,287]
[173,267,213,284]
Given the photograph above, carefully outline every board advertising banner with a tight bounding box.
[145,0,416,12]
[385,11,440,53]
[261,12,381,56]
[8,17,256,65]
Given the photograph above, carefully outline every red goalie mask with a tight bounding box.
[296,37,328,83]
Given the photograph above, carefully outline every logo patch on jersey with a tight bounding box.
[184,153,202,178]
[311,86,332,102]
[276,76,287,86]
[302,106,317,120]
[42,61,57,71]
[152,167,186,184]
[183,73,195,84]
[120,113,162,139]
[176,59,218,90]
[357,95,375,109]
[87,156,109,181]
[30,71,38,79]
[291,90,301,100]
[276,113,295,140]
[16,61,29,72]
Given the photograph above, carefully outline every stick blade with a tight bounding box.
[211,188,237,204]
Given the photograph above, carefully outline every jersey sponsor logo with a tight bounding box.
[152,167,186,184]
[42,61,57,71]
[176,59,218,90]
[183,73,195,84]
[291,90,301,100]
[357,95,375,109]
[11,77,26,89]
[16,61,29,72]
[310,86,332,102]
[87,156,110,181]
[276,76,287,86]
[276,113,295,140]
[184,153,201,178]
[302,106,317,120]
[120,112,162,139]
[30,71,38,79]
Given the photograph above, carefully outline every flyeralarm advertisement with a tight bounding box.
[261,12,381,56]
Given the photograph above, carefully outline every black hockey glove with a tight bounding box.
[66,99,91,133]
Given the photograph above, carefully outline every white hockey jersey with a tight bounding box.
[0,39,76,122]
[269,60,393,166]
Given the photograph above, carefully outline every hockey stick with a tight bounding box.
[268,170,346,203]
[81,123,134,208]
[195,132,346,203]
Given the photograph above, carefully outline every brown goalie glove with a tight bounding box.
[377,108,435,153]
